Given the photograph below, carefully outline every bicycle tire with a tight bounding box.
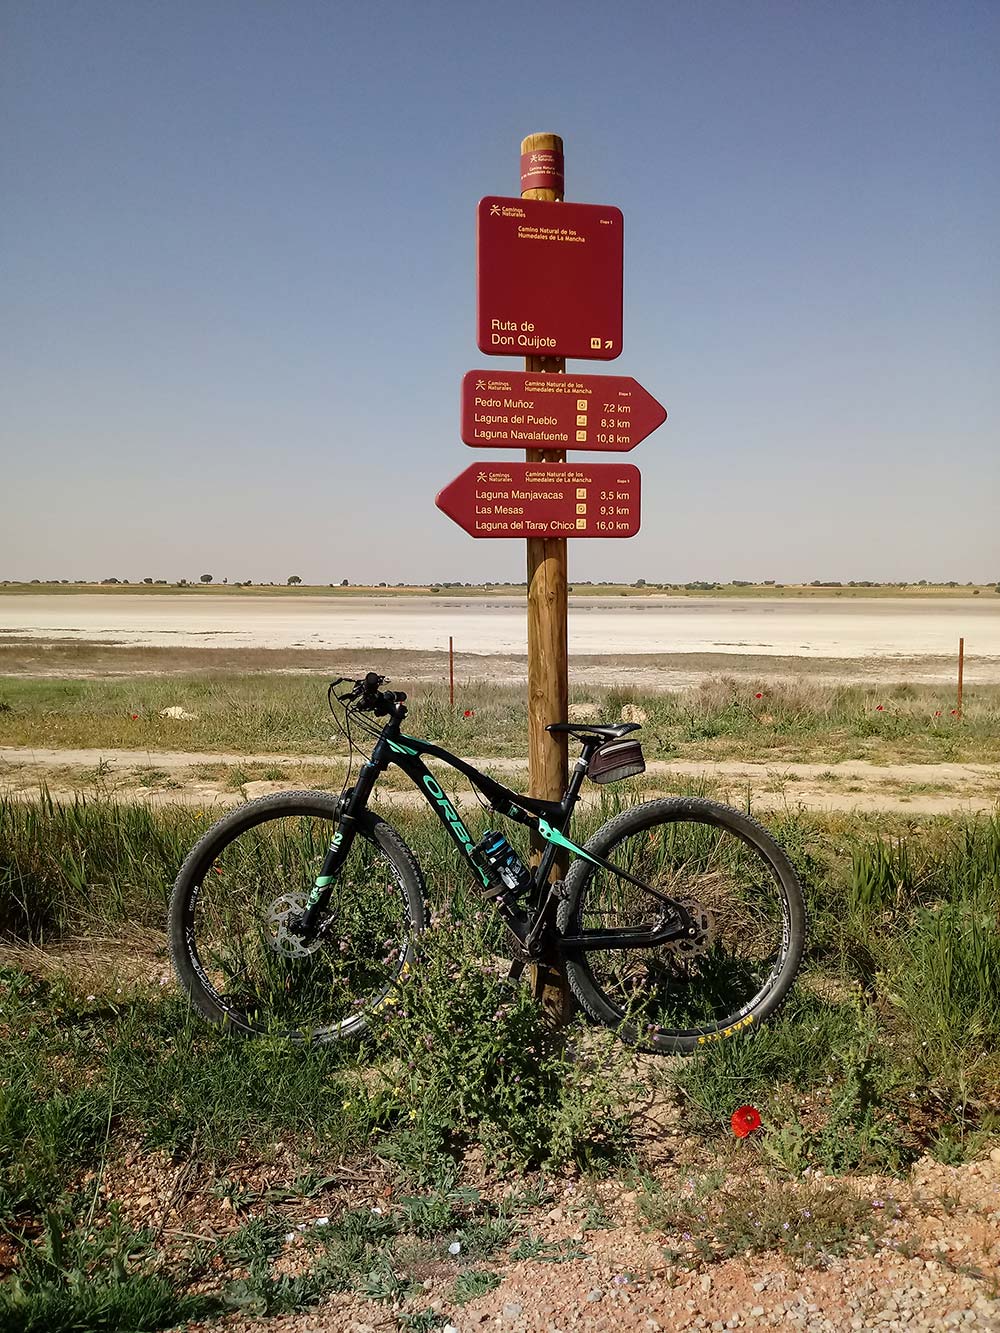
[169,790,427,1041]
[557,797,806,1054]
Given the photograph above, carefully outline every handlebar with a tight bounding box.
[331,672,407,716]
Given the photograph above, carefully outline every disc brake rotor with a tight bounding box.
[265,893,325,959]
[661,901,715,959]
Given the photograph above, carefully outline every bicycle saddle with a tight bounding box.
[545,722,641,740]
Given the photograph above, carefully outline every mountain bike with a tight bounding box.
[169,672,806,1054]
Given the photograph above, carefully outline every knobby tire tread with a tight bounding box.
[168,789,427,1040]
[557,796,807,1054]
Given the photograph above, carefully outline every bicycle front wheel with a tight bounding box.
[169,791,426,1041]
[558,798,806,1054]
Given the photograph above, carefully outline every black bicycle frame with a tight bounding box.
[299,703,692,957]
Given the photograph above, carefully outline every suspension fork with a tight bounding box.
[298,757,382,937]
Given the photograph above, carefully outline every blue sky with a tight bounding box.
[3,0,997,585]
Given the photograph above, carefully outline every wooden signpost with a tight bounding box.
[519,133,572,1021]
[435,132,667,1021]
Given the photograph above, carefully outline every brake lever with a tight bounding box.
[332,677,363,704]
[333,672,388,708]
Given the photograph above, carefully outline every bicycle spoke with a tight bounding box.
[179,809,416,1038]
[566,802,800,1043]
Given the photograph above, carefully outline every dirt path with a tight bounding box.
[2,746,998,814]
[184,1152,1000,1333]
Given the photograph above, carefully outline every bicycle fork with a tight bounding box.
[297,760,381,939]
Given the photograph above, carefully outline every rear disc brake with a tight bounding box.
[661,901,715,959]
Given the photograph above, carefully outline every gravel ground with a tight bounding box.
[183,1151,1000,1333]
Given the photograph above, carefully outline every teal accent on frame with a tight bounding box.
[537,818,602,866]
[386,739,419,756]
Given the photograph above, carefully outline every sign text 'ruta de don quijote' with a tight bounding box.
[436,190,666,540]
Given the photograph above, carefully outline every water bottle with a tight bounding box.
[469,830,532,902]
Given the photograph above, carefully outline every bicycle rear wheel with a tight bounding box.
[169,791,426,1041]
[557,798,805,1054]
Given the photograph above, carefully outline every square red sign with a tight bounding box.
[477,197,623,361]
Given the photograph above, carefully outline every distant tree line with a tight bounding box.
[3,577,999,594]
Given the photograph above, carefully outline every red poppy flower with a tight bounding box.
[875,705,884,712]
[131,714,139,720]
[463,709,474,718]
[754,693,763,700]
[731,1104,762,1138]
[934,711,941,717]
[951,709,958,715]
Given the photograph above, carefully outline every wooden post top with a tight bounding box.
[521,132,564,204]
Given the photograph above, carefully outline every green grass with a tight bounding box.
[367,913,637,1171]
[0,940,612,1326]
[4,793,999,1131]
[0,941,624,1328]
[642,1171,899,1266]
[2,795,1000,1323]
[2,672,998,764]
[0,1183,521,1331]
[0,975,366,1212]
[0,1204,218,1333]
[451,1268,501,1303]
[0,791,200,938]
[668,809,1000,1176]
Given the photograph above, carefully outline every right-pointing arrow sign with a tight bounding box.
[461,371,666,452]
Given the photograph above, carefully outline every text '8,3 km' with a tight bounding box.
[461,371,666,452]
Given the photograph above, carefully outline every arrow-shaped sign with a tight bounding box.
[436,461,641,539]
[461,371,665,452]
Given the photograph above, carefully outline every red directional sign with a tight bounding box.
[461,370,666,452]
[477,197,623,361]
[436,462,640,539]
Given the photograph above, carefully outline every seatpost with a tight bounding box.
[560,750,591,815]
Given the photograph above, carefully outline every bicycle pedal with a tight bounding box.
[505,959,525,983]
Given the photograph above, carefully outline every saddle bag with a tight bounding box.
[587,738,646,784]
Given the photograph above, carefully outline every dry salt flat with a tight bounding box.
[2,594,999,669]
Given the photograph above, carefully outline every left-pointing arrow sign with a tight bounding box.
[436,461,641,539]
